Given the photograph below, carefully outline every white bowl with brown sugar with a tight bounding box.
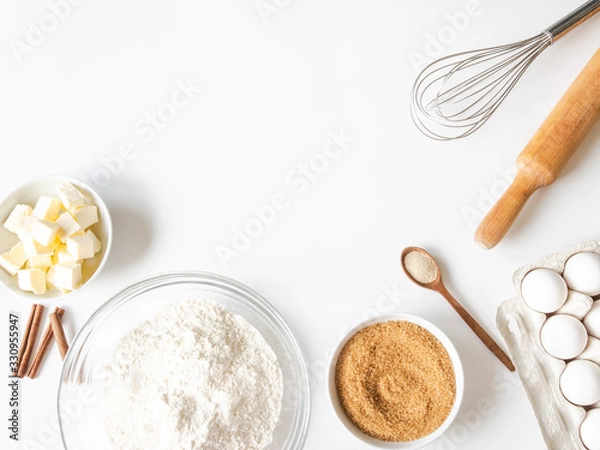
[328,313,464,449]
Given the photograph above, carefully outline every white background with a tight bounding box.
[1,0,600,449]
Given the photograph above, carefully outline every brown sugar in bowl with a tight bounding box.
[328,313,464,449]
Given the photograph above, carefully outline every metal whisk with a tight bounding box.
[410,0,600,141]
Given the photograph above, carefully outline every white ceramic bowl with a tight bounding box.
[328,313,464,449]
[0,175,112,300]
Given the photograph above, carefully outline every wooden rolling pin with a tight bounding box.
[475,48,600,249]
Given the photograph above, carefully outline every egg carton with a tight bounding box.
[496,240,600,450]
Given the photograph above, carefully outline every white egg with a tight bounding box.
[560,360,600,406]
[540,314,589,360]
[580,408,600,450]
[521,268,568,313]
[563,252,600,296]
[584,301,600,339]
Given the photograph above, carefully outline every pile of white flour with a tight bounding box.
[104,299,283,450]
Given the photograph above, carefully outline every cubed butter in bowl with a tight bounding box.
[0,175,112,300]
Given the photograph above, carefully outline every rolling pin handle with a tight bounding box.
[475,171,539,250]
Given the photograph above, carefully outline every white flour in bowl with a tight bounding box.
[104,299,283,450]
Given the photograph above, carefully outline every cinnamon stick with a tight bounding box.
[13,305,36,376]
[50,312,69,360]
[27,307,65,379]
[15,304,45,378]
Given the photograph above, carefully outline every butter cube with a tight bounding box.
[73,205,98,230]
[14,216,37,241]
[46,265,56,290]
[0,242,27,276]
[54,263,82,290]
[85,230,102,254]
[66,234,94,260]
[55,211,82,242]
[51,244,63,264]
[3,204,33,234]
[32,196,61,221]
[17,269,47,295]
[28,255,53,269]
[23,237,59,259]
[57,248,80,264]
[30,219,60,247]
[57,182,85,210]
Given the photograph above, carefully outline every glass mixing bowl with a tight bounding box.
[58,271,311,450]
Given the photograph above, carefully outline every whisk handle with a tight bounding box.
[475,48,600,249]
[546,0,600,41]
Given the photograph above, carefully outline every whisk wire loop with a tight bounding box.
[410,33,552,140]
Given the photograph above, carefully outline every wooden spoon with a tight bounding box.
[401,246,515,372]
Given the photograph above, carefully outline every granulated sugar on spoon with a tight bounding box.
[401,246,515,372]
